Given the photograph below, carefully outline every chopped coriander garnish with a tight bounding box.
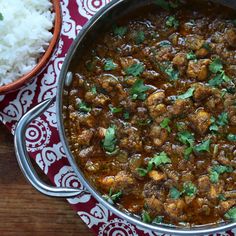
[113,26,127,37]
[103,188,122,204]
[102,125,117,153]
[169,187,181,199]
[177,87,195,100]
[186,51,197,60]
[135,31,145,44]
[178,131,195,146]
[178,131,195,159]
[153,216,164,224]
[166,16,179,28]
[91,86,97,95]
[0,13,3,21]
[142,210,152,223]
[184,146,193,160]
[182,182,197,197]
[209,117,219,132]
[203,42,211,51]
[136,152,171,176]
[209,165,233,183]
[194,139,211,153]
[227,134,236,142]
[130,79,150,101]
[136,168,149,177]
[76,101,91,113]
[208,58,231,87]
[160,118,171,132]
[218,194,226,201]
[104,59,117,71]
[217,112,228,127]
[109,105,123,114]
[209,58,223,74]
[210,112,228,131]
[225,207,236,221]
[208,71,231,87]
[123,111,130,120]
[125,63,145,77]
[150,152,171,167]
[161,63,179,81]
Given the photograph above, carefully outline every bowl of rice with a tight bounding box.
[0,0,61,94]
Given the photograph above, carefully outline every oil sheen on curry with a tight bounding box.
[64,0,236,227]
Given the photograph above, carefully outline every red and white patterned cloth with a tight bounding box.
[0,1,235,235]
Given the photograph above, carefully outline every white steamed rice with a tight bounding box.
[0,0,54,86]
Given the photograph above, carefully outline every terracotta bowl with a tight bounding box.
[0,0,62,95]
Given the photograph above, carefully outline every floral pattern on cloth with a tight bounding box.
[0,1,235,235]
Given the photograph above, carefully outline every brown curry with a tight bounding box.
[63,0,236,227]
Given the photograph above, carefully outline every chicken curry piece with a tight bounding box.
[64,0,236,227]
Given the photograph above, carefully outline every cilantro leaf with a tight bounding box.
[91,86,97,95]
[137,152,171,177]
[169,187,181,199]
[109,105,123,114]
[160,118,171,132]
[209,165,233,183]
[177,87,195,100]
[104,59,117,71]
[227,134,236,142]
[153,216,164,224]
[217,112,228,127]
[0,13,3,21]
[113,26,128,37]
[203,42,211,51]
[208,73,223,87]
[76,101,91,113]
[209,58,223,74]
[150,152,171,167]
[209,117,219,132]
[208,71,231,87]
[102,125,117,153]
[178,131,195,145]
[225,207,236,221]
[184,146,193,160]
[136,168,149,177]
[194,139,211,153]
[182,182,197,197]
[161,63,179,81]
[135,31,145,44]
[103,188,122,204]
[130,79,150,101]
[125,63,145,77]
[186,51,197,60]
[142,210,152,223]
[218,194,226,201]
[166,16,179,28]
[123,111,130,120]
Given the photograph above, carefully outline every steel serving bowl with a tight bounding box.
[14,0,236,235]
